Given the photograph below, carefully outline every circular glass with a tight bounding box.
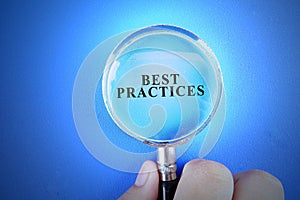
[102,25,223,147]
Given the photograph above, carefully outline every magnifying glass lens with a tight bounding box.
[102,25,222,146]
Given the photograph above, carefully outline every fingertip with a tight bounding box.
[175,159,234,200]
[134,160,158,187]
[142,160,158,173]
[183,159,233,183]
[233,170,284,200]
[119,160,159,200]
[234,169,284,190]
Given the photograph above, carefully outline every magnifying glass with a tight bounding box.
[102,25,223,199]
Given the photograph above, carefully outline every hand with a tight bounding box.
[119,159,284,200]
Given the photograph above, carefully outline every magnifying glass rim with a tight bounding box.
[102,24,223,147]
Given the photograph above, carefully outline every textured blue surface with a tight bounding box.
[0,1,299,199]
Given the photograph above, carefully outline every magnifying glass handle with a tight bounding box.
[157,147,178,200]
[158,178,179,200]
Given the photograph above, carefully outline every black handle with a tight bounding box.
[158,178,179,200]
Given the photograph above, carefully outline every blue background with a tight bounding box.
[1,0,299,199]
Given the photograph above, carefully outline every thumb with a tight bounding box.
[119,160,159,200]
